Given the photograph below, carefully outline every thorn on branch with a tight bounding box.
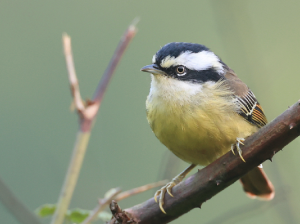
[289,123,295,129]
[215,180,222,186]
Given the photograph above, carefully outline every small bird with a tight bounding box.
[141,42,274,214]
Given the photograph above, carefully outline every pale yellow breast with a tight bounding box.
[146,75,258,166]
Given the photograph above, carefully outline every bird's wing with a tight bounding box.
[224,69,267,128]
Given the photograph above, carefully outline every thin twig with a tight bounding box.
[81,188,122,224]
[115,180,168,202]
[82,19,138,131]
[63,34,85,113]
[82,180,168,224]
[50,20,137,224]
[92,18,139,105]
[109,100,300,224]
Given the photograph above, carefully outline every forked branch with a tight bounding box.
[50,21,137,224]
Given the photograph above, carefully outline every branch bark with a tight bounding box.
[109,100,300,224]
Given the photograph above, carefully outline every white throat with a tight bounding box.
[148,74,213,104]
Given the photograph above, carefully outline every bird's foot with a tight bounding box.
[231,137,246,162]
[154,164,196,214]
[154,180,177,214]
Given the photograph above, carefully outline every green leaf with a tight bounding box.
[36,204,111,223]
[66,209,111,223]
[35,204,56,218]
[66,208,89,222]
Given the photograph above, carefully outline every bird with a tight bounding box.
[141,42,275,214]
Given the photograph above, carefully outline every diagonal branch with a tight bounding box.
[82,180,168,224]
[82,18,138,132]
[0,177,42,224]
[82,188,122,224]
[114,180,168,202]
[108,100,300,224]
[92,18,139,105]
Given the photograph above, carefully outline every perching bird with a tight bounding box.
[141,42,274,214]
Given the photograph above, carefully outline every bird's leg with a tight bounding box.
[231,137,246,162]
[154,164,196,214]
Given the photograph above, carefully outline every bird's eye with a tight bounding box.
[176,66,186,76]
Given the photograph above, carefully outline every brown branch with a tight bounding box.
[81,19,138,132]
[109,100,300,224]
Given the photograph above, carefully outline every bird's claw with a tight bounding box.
[230,144,236,155]
[231,137,246,162]
[154,181,176,214]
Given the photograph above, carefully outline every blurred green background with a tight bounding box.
[1,1,300,223]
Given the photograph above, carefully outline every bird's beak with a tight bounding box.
[140,64,166,76]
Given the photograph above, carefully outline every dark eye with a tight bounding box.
[176,66,186,75]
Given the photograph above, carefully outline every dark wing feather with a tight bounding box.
[236,90,267,128]
[224,68,267,128]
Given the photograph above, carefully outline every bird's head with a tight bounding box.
[141,42,226,83]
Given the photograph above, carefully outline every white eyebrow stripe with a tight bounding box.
[160,51,224,74]
[152,54,156,63]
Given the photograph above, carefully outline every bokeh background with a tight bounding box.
[1,1,300,223]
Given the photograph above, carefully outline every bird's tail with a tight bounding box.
[240,166,275,200]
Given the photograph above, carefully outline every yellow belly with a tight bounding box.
[146,77,258,166]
